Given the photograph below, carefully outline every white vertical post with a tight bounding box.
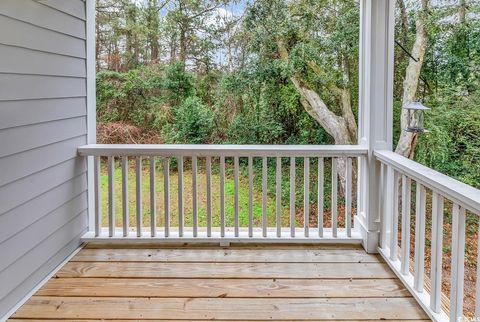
[163,158,170,237]
[192,156,198,237]
[220,156,226,237]
[94,156,101,237]
[357,0,395,253]
[206,156,212,237]
[262,157,268,237]
[178,156,184,237]
[135,156,142,237]
[318,158,324,237]
[86,0,96,234]
[149,157,156,237]
[331,158,338,238]
[290,157,296,237]
[450,203,466,321]
[401,175,411,275]
[276,157,282,237]
[248,156,253,237]
[303,157,310,237]
[430,192,444,313]
[414,183,426,293]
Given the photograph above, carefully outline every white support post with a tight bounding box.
[356,0,395,253]
[86,0,96,232]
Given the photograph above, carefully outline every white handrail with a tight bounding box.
[78,144,368,157]
[375,150,480,214]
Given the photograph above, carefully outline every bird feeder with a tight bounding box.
[403,101,429,133]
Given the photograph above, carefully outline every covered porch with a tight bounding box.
[1,0,479,321]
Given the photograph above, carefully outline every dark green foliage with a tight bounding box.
[416,92,480,187]
[162,96,215,144]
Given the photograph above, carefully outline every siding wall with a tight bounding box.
[0,0,89,318]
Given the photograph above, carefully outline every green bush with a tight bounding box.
[162,96,215,144]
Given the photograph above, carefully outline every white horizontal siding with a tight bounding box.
[0,135,87,187]
[0,15,85,58]
[0,45,86,77]
[0,116,87,157]
[0,74,86,101]
[0,157,87,215]
[0,175,87,244]
[0,97,86,130]
[0,193,87,272]
[37,0,86,20]
[0,0,88,318]
[1,0,85,38]
[0,214,87,300]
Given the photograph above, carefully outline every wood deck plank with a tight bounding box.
[12,297,429,320]
[9,244,430,321]
[57,261,396,279]
[72,248,381,263]
[36,278,410,298]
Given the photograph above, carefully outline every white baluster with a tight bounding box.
[248,156,253,237]
[220,156,226,238]
[178,156,184,237]
[331,158,338,238]
[192,156,198,237]
[234,156,240,237]
[206,156,212,237]
[276,157,282,237]
[304,157,310,237]
[450,203,466,321]
[94,156,101,237]
[135,156,142,237]
[318,158,324,237]
[414,183,426,292]
[430,191,444,313]
[163,158,170,237]
[400,175,411,275]
[262,157,268,238]
[345,158,352,237]
[122,156,129,237]
[150,157,156,237]
[290,157,296,237]
[108,156,115,237]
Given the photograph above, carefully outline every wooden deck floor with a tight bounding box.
[10,243,430,321]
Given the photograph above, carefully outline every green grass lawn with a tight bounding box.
[100,160,296,229]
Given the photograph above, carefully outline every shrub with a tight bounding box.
[162,96,215,144]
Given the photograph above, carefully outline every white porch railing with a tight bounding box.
[376,150,480,322]
[78,144,367,242]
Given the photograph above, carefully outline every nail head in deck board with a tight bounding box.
[56,262,395,279]
[12,297,428,320]
[36,278,411,298]
[72,248,381,263]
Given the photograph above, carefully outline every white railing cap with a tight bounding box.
[78,144,368,158]
[375,150,480,214]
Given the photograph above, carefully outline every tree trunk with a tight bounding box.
[459,0,467,24]
[277,40,355,189]
[395,0,428,159]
